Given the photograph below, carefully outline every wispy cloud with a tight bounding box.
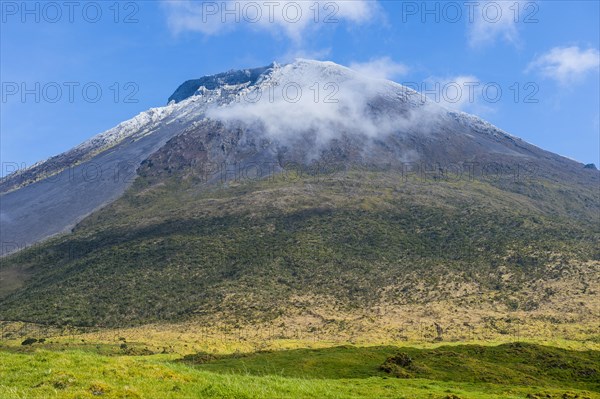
[206,61,442,159]
[423,75,495,115]
[467,0,530,48]
[162,0,381,42]
[349,57,408,80]
[526,46,600,85]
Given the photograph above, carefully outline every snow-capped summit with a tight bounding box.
[1,60,597,255]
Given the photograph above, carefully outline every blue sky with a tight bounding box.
[1,0,599,173]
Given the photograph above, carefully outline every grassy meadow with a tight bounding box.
[1,322,599,399]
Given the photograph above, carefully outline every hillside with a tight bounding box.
[0,60,598,337]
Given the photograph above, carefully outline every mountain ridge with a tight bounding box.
[2,59,595,195]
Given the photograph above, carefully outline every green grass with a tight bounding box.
[1,342,598,399]
[183,343,600,388]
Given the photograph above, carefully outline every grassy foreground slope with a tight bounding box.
[184,343,600,388]
[0,341,598,399]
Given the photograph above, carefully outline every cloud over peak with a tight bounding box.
[349,57,409,80]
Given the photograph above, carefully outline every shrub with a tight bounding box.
[380,352,414,378]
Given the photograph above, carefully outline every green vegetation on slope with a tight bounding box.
[0,170,598,327]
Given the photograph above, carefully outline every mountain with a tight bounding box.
[0,60,598,332]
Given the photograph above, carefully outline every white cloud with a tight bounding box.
[467,0,528,48]
[526,46,600,85]
[349,57,408,80]
[162,0,380,42]
[205,60,443,159]
[423,75,495,115]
